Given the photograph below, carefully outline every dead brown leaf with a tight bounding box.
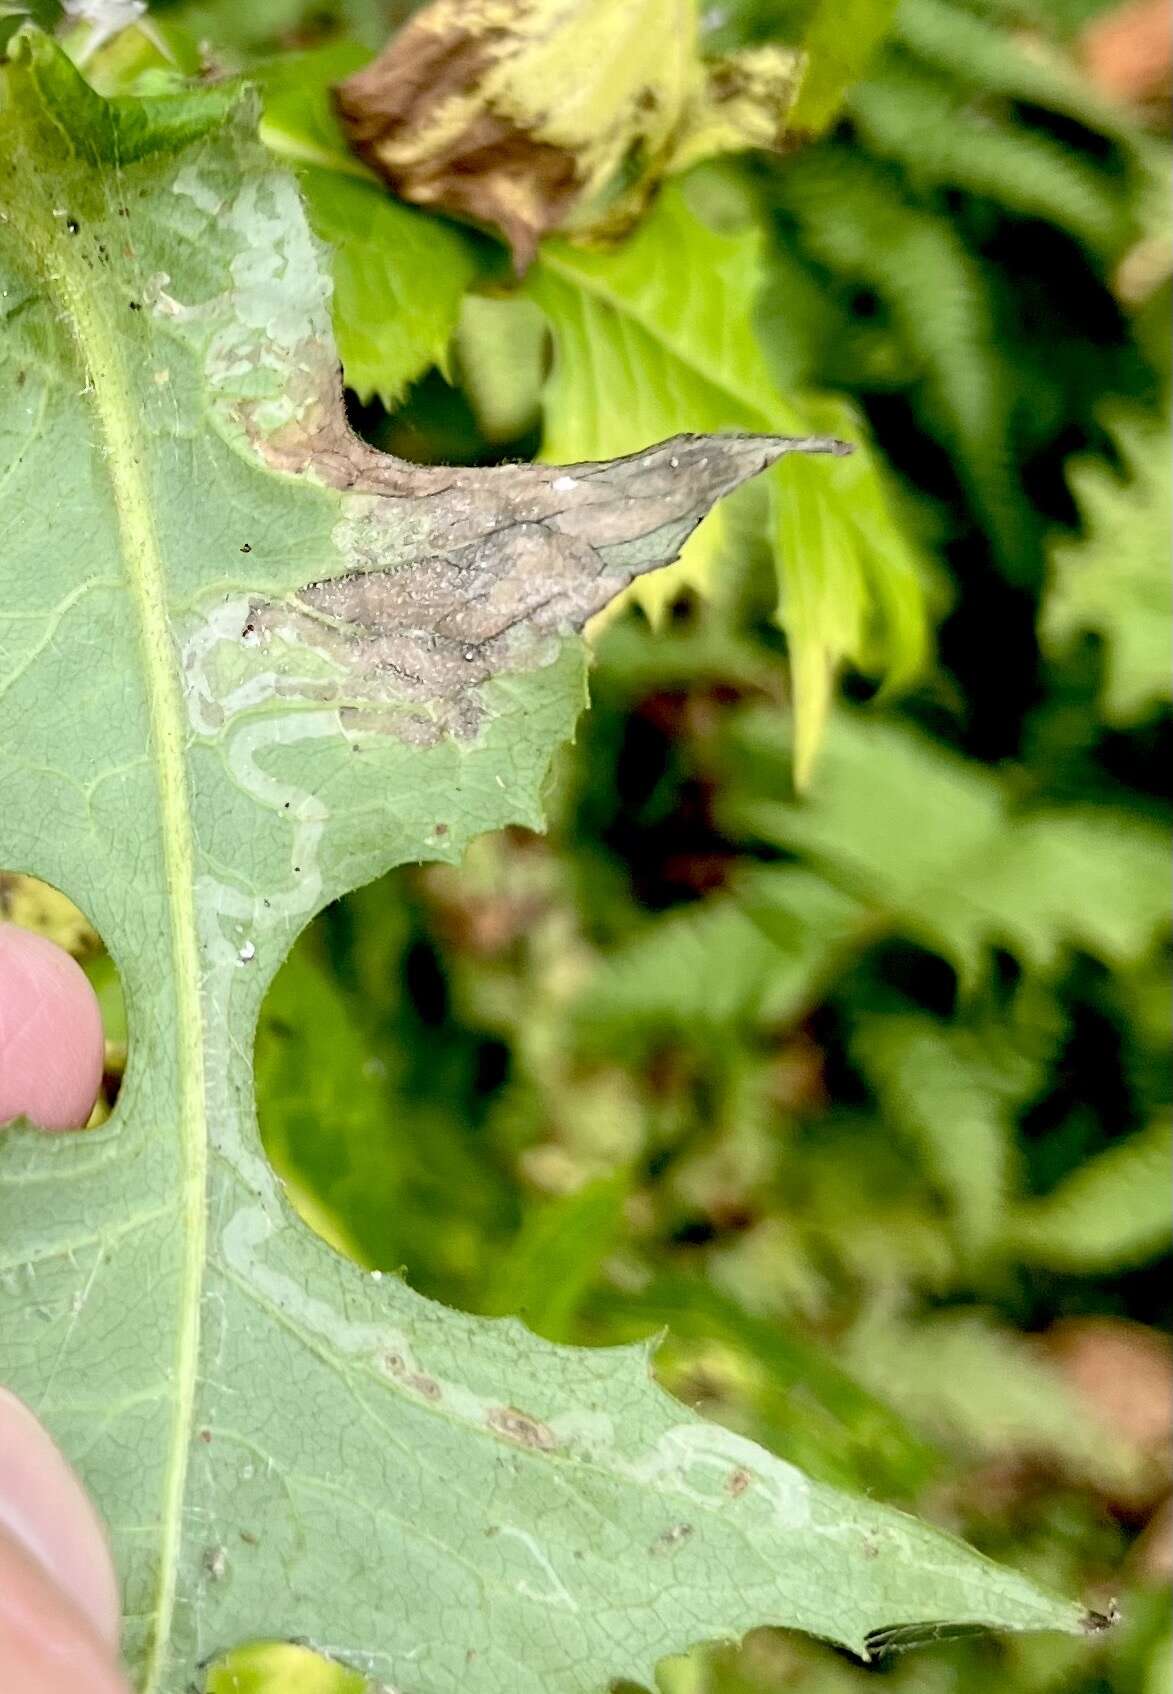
[333,0,801,268]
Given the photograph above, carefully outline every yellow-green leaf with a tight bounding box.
[527,186,927,778]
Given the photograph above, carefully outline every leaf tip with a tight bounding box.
[1080,1600,1121,1636]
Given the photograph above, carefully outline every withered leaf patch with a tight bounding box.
[334,0,803,268]
[248,392,849,741]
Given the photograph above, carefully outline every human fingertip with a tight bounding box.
[0,1520,131,1694]
[0,1389,121,1648]
[0,926,105,1132]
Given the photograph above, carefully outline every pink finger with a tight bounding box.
[0,1527,130,1694]
[0,1389,121,1647]
[0,1391,128,1693]
[0,926,105,1131]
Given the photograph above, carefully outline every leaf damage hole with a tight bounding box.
[254,866,524,1313]
[0,873,126,1132]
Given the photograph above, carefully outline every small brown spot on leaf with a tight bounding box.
[651,1522,693,1555]
[380,1351,442,1401]
[726,1466,751,1497]
[486,1406,558,1451]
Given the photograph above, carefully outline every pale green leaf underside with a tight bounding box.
[0,33,1087,1694]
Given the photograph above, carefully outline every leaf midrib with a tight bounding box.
[42,190,207,1693]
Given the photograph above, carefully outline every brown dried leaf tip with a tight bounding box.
[334,0,803,268]
[243,425,850,745]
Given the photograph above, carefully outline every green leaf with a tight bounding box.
[455,293,549,444]
[789,0,899,133]
[256,862,531,1305]
[151,0,392,60]
[848,55,1132,258]
[253,936,390,1265]
[843,1311,1146,1494]
[527,184,927,780]
[1041,406,1173,725]
[1006,1116,1173,1273]
[573,868,864,1046]
[0,33,1086,1694]
[852,1016,1021,1252]
[481,1176,630,1337]
[1145,1626,1173,1694]
[765,144,1030,580]
[298,165,477,407]
[893,0,1137,146]
[722,707,1170,983]
[255,40,373,177]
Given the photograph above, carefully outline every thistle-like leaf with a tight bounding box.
[0,32,1090,1694]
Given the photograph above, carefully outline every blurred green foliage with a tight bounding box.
[15,0,1170,1688]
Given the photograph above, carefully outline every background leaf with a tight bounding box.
[788,0,900,132]
[1041,405,1173,726]
[527,185,928,778]
[1007,1117,1173,1272]
[720,708,1170,982]
[257,41,481,408]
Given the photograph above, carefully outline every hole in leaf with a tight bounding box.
[256,834,637,1329]
[255,858,522,1309]
[0,872,126,1130]
[205,1638,366,1694]
[255,838,937,1505]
